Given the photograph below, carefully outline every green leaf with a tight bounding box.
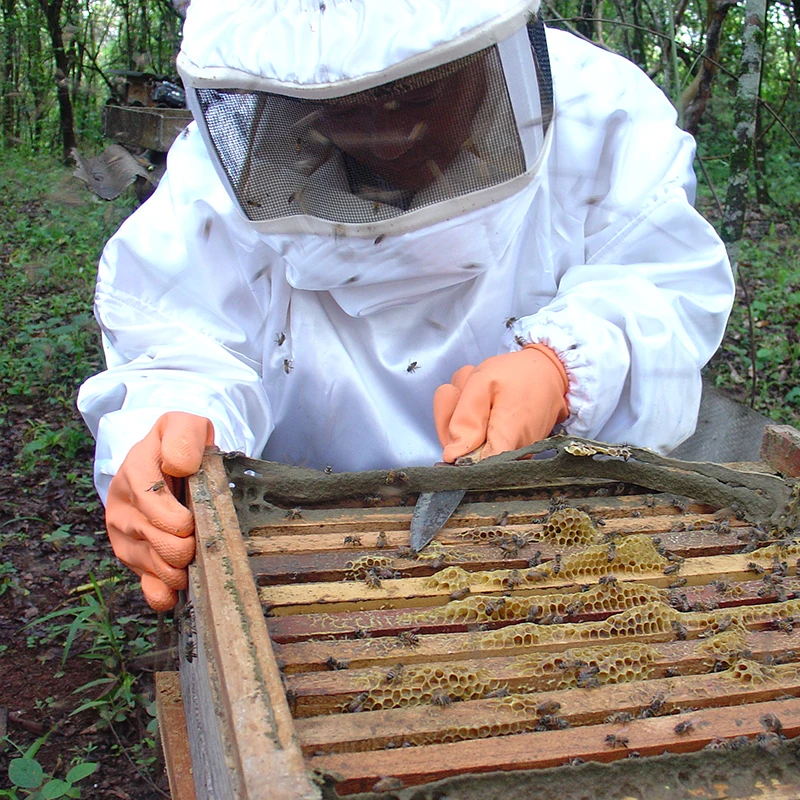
[65,762,97,784]
[9,757,44,789]
[42,779,71,798]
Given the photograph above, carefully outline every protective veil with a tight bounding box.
[78,0,735,501]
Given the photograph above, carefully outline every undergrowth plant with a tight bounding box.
[26,576,157,728]
[0,734,97,799]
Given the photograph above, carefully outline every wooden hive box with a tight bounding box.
[162,429,800,800]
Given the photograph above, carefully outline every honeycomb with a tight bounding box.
[512,642,660,691]
[423,566,471,591]
[456,527,515,543]
[687,598,800,632]
[422,565,538,592]
[414,541,483,563]
[696,625,749,669]
[537,535,669,581]
[746,542,800,562]
[540,508,599,547]
[394,582,668,627]
[348,664,496,711]
[477,601,682,649]
[344,555,396,581]
[724,658,779,685]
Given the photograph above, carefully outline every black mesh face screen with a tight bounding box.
[195,45,525,225]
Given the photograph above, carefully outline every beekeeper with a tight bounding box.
[78,0,735,610]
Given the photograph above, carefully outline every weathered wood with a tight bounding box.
[244,495,708,541]
[284,627,800,716]
[265,575,800,643]
[227,435,793,525]
[275,596,800,674]
[761,425,800,478]
[180,444,800,798]
[295,660,800,754]
[249,518,746,583]
[307,697,800,794]
[259,550,799,616]
[155,672,197,800]
[188,452,320,800]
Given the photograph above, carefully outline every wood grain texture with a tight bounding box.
[188,450,320,800]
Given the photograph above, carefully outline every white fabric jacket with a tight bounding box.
[78,28,734,502]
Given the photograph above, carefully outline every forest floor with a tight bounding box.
[0,154,798,799]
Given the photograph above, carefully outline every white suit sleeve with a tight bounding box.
[77,126,274,502]
[505,37,734,452]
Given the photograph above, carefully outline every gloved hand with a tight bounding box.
[433,343,569,462]
[105,412,214,612]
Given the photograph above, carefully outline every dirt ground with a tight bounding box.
[0,403,171,798]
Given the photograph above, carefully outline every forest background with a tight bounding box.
[0,0,798,797]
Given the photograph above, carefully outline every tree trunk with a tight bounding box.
[720,0,767,245]
[1,0,16,146]
[39,0,76,161]
[682,0,738,136]
[576,0,595,40]
[753,99,771,205]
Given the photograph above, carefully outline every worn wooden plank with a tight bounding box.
[189,450,320,800]
[307,696,800,794]
[295,660,800,754]
[244,493,694,539]
[246,508,724,556]
[284,627,800,716]
[155,672,197,800]
[275,596,800,674]
[265,576,800,643]
[250,524,748,585]
[259,550,798,615]
[760,425,800,478]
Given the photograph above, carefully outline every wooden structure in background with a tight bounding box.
[159,431,800,799]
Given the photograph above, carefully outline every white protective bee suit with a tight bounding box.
[78,0,735,503]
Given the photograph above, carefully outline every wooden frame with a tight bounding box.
[165,431,800,799]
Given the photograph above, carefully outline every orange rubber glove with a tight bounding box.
[105,412,214,612]
[433,343,569,462]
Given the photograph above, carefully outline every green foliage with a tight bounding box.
[707,219,800,425]
[0,560,25,598]
[26,576,157,728]
[0,735,98,799]
[0,151,132,484]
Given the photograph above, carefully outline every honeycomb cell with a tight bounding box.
[423,566,471,591]
[540,508,599,548]
[537,535,669,581]
[348,663,496,711]
[344,555,395,580]
[511,642,659,691]
[696,626,748,669]
[726,658,777,685]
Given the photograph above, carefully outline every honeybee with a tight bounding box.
[605,734,629,748]
[384,663,405,683]
[396,629,420,647]
[430,689,452,707]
